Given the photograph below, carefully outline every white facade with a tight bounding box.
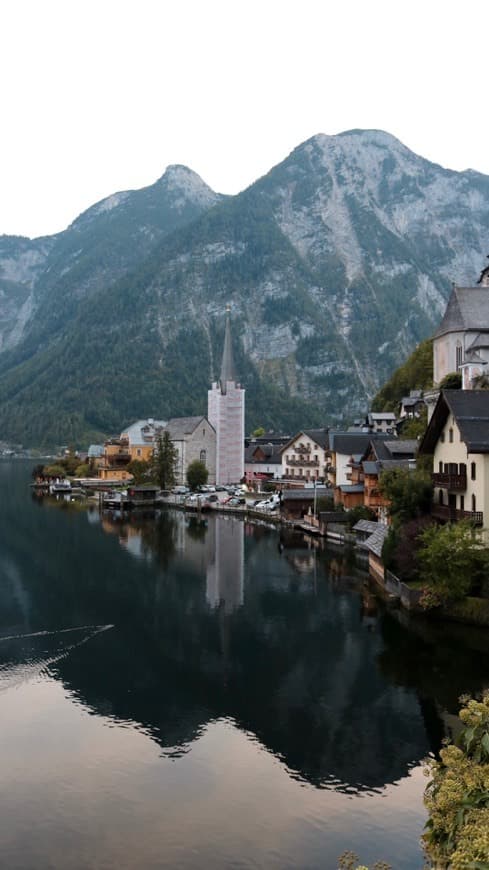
[207,309,245,486]
[208,380,245,484]
[281,431,328,481]
[165,416,217,485]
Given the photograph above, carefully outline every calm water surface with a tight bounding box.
[1,462,489,869]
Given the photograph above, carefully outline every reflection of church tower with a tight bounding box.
[206,518,244,613]
[207,306,245,485]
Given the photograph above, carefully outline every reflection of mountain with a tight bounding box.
[3,466,489,795]
[19,510,431,792]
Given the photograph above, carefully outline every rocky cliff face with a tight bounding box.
[0,130,487,445]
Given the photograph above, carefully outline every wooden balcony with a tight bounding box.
[104,453,131,466]
[293,445,311,454]
[287,458,319,467]
[432,472,467,491]
[431,504,483,526]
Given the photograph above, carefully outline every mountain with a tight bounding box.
[0,130,488,446]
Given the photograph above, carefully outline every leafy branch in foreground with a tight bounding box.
[423,693,489,868]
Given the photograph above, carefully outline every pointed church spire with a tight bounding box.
[219,304,237,394]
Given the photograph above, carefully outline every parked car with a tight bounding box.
[172,485,189,494]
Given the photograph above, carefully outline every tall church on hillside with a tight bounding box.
[433,259,489,389]
[208,307,245,485]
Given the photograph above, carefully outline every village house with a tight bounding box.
[419,390,489,533]
[367,411,397,434]
[98,438,134,482]
[244,442,283,485]
[326,432,394,503]
[280,429,329,482]
[120,418,167,462]
[361,439,418,522]
[399,390,425,420]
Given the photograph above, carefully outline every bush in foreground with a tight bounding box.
[423,693,489,868]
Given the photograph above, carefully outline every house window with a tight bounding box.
[472,494,477,512]
[460,495,464,512]
[200,450,206,464]
[440,431,445,443]
[202,428,205,437]
[460,463,466,476]
[438,461,443,473]
[456,342,463,371]
[137,448,141,457]
[449,428,453,443]
[438,490,443,504]
[471,462,476,481]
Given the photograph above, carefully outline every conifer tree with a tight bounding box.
[152,432,178,490]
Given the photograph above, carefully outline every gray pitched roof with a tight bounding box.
[420,389,489,454]
[282,488,324,500]
[353,519,380,534]
[244,443,282,464]
[329,432,388,455]
[363,460,379,475]
[363,524,389,557]
[165,416,213,439]
[302,428,329,449]
[338,484,364,493]
[434,287,489,338]
[369,439,417,462]
[368,412,396,421]
[319,511,349,523]
[384,439,418,455]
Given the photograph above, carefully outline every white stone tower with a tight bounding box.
[207,306,245,485]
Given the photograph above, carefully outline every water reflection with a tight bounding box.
[2,469,489,803]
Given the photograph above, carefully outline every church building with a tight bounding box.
[433,259,489,389]
[208,307,245,485]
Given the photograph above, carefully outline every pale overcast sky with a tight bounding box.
[1,0,487,238]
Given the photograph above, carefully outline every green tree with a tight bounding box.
[252,426,265,437]
[371,337,433,412]
[439,371,462,390]
[418,521,489,607]
[127,458,153,484]
[186,460,208,491]
[379,467,432,525]
[398,405,427,440]
[345,505,376,529]
[152,432,178,490]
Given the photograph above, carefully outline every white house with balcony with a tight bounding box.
[280,429,329,482]
[419,390,489,534]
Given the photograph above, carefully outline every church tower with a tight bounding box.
[207,306,245,485]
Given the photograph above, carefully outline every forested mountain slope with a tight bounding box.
[0,130,488,446]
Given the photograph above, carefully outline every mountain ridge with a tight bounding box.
[0,129,487,446]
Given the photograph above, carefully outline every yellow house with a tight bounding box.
[419,390,489,535]
[120,418,167,463]
[98,438,133,482]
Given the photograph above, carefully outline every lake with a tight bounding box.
[1,461,488,869]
